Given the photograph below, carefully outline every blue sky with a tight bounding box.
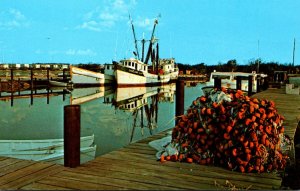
[0,0,299,65]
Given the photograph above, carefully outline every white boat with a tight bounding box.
[114,17,178,87]
[0,145,97,165]
[202,70,267,94]
[0,134,94,152]
[40,145,97,164]
[0,135,96,164]
[70,66,115,86]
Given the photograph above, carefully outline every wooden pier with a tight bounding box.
[0,130,282,190]
[1,87,299,190]
[252,87,300,164]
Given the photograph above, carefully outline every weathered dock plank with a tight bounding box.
[0,164,64,190]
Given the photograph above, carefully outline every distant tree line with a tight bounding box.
[177,59,300,77]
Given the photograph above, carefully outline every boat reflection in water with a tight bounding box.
[112,83,175,142]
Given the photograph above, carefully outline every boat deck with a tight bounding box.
[1,87,299,190]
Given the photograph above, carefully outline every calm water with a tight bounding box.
[0,82,205,163]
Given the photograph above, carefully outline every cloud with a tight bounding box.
[77,0,136,32]
[0,8,30,29]
[66,49,97,56]
[134,14,161,30]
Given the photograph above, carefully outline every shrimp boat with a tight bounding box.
[202,70,267,94]
[114,17,178,87]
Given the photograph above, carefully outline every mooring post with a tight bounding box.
[214,77,221,89]
[47,68,50,87]
[64,105,80,168]
[10,69,14,107]
[236,76,242,90]
[47,88,50,104]
[176,80,185,117]
[0,78,2,97]
[248,75,253,96]
[63,69,66,81]
[35,78,37,94]
[18,78,21,95]
[30,68,34,89]
[256,76,261,93]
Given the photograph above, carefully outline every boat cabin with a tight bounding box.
[159,58,178,74]
[120,58,148,72]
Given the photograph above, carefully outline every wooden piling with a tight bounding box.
[47,88,50,104]
[256,76,261,93]
[248,75,253,96]
[10,69,13,107]
[176,80,185,117]
[18,78,21,95]
[30,68,34,89]
[236,76,242,90]
[214,77,221,89]
[63,69,66,81]
[64,105,81,168]
[47,68,50,86]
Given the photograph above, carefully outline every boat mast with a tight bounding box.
[141,33,145,62]
[129,15,140,60]
[144,18,158,65]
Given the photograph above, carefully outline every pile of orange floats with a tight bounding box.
[167,88,290,173]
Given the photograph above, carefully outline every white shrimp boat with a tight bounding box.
[114,17,178,87]
[202,70,267,94]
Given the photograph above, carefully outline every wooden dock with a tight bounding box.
[253,87,300,163]
[1,87,299,190]
[0,135,282,190]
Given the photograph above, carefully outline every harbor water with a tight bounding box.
[0,82,205,164]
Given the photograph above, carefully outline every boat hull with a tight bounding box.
[71,66,114,86]
[115,65,171,87]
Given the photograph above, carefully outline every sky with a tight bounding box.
[0,0,299,65]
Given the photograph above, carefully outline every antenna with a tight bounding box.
[293,38,296,67]
[145,16,160,64]
[257,40,260,73]
[129,14,140,59]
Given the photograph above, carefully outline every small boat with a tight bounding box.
[0,134,95,152]
[0,145,97,165]
[70,66,115,87]
[202,70,267,94]
[0,135,96,164]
